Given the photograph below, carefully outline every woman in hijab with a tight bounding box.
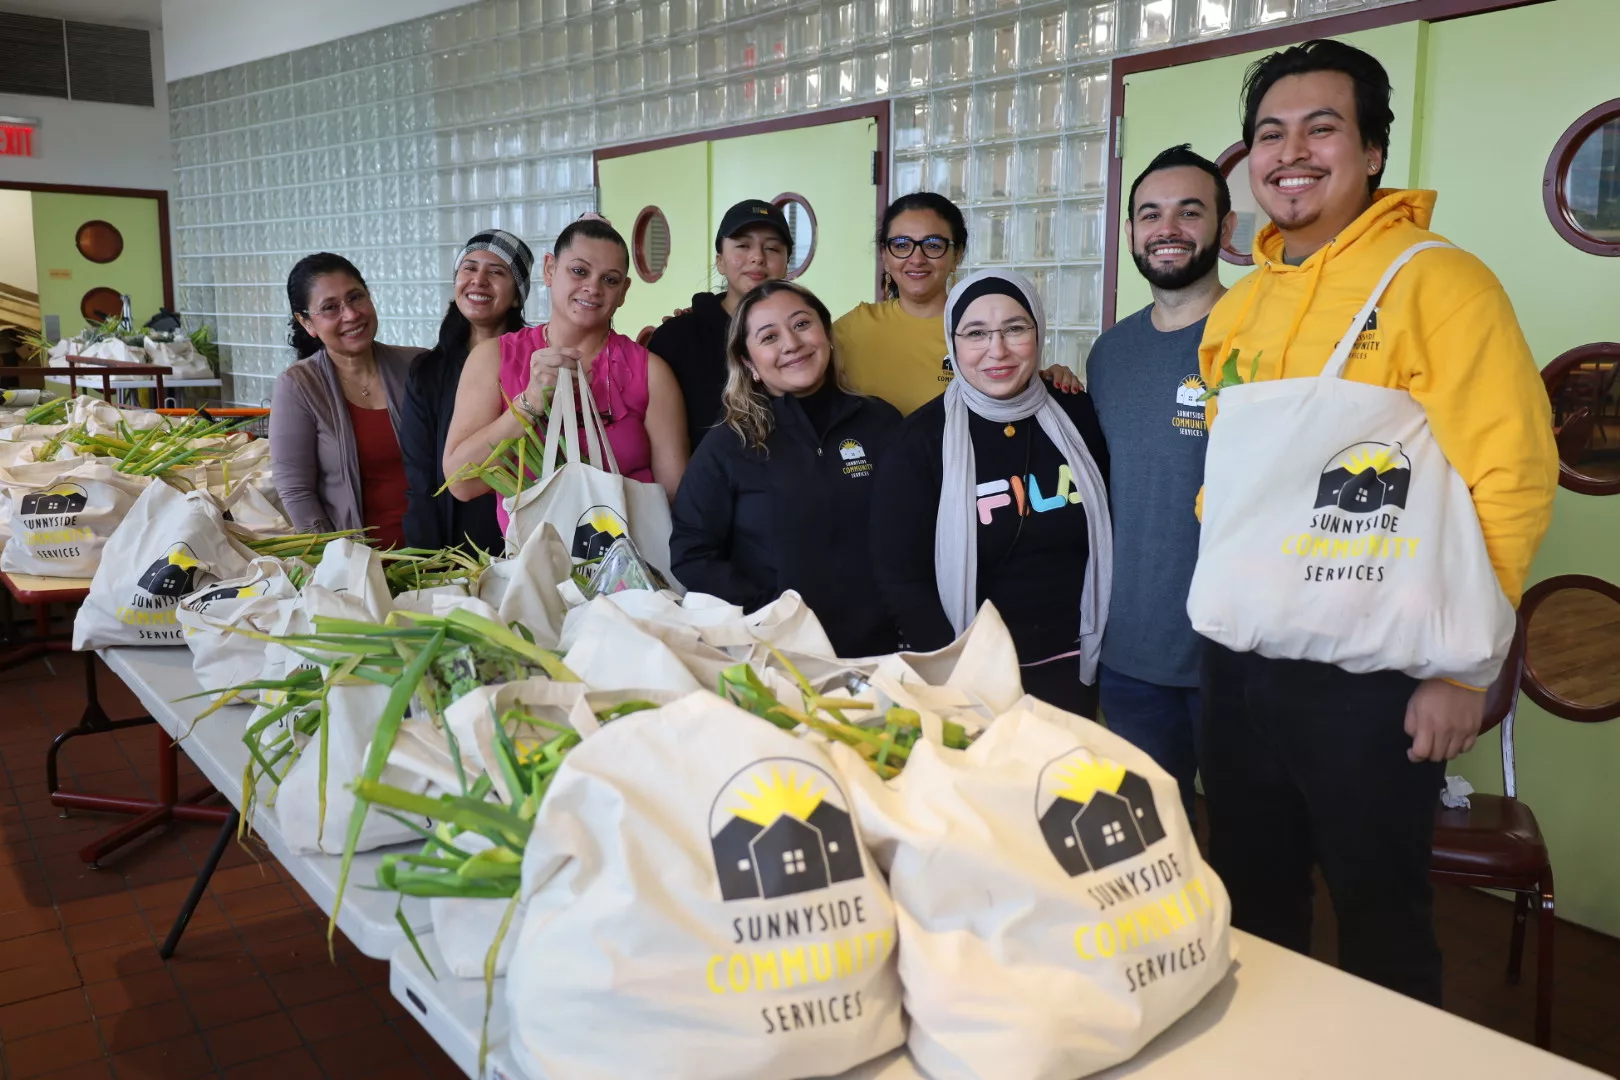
[400,229,532,552]
[871,269,1112,715]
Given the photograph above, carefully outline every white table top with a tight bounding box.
[100,646,429,959]
[392,929,1607,1080]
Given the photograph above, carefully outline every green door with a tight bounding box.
[31,191,165,336]
[598,116,881,340]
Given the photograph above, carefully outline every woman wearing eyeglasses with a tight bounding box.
[443,215,689,532]
[871,269,1112,716]
[270,252,422,546]
[833,193,968,415]
[835,192,1083,416]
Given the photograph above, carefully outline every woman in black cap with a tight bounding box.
[871,269,1112,715]
[400,229,532,552]
[647,199,792,454]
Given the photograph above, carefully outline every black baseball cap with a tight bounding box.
[715,199,792,251]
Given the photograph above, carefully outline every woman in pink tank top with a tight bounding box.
[441,216,690,533]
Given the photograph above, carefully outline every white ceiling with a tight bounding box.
[2,0,162,28]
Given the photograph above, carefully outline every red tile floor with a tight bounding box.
[2,653,1618,1079]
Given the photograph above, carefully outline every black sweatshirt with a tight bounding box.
[670,382,903,658]
[400,345,503,554]
[647,291,732,454]
[870,390,1110,663]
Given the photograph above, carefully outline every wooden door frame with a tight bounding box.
[0,180,174,315]
[594,101,892,301]
[1101,0,1553,329]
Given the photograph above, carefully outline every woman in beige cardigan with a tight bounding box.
[269,253,423,545]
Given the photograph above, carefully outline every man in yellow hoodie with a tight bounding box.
[1196,39,1556,1005]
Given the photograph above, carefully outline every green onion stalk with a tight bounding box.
[378,545,494,597]
[719,649,975,779]
[65,414,253,478]
[22,397,69,425]
[438,391,553,501]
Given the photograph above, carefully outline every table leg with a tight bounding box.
[159,807,240,959]
[48,653,231,867]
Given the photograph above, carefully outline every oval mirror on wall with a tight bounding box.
[1215,141,1269,267]
[1519,574,1620,722]
[1542,343,1620,496]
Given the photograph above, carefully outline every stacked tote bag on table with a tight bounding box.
[501,365,675,587]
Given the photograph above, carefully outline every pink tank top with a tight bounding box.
[497,325,654,528]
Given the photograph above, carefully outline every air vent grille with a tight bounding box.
[65,21,154,107]
[0,12,69,99]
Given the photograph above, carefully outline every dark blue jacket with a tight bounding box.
[401,345,503,554]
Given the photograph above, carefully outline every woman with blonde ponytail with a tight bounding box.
[670,280,901,658]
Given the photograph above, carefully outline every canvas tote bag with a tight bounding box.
[1,460,148,578]
[506,690,905,1080]
[502,365,675,585]
[832,696,1232,1080]
[1186,242,1516,689]
[73,482,254,650]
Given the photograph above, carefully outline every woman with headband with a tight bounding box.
[401,229,532,552]
[871,269,1112,716]
[443,215,689,533]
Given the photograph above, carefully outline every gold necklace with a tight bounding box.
[1004,422,1016,437]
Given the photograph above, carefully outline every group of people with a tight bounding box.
[268,39,1558,1009]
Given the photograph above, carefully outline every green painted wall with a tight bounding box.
[1418,0,1620,939]
[599,141,711,342]
[1116,0,1620,938]
[31,192,164,337]
[708,117,880,323]
[1115,23,1422,321]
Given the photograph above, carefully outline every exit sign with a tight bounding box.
[0,121,37,158]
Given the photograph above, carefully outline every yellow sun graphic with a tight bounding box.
[1054,756,1126,804]
[166,546,200,571]
[588,509,625,536]
[1180,375,1205,389]
[1339,445,1402,475]
[236,584,262,599]
[729,767,825,826]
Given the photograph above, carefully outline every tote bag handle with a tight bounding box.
[537,365,624,480]
[1320,241,1453,380]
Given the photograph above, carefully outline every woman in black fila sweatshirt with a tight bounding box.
[670,280,901,658]
[871,269,1112,716]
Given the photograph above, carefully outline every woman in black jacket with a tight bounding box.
[400,230,532,552]
[647,199,792,453]
[670,280,901,658]
[871,269,1112,716]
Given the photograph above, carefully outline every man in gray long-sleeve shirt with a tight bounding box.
[1087,145,1235,822]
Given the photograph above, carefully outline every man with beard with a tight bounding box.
[1196,40,1555,1004]
[1085,144,1235,823]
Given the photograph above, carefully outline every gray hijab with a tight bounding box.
[934,268,1112,684]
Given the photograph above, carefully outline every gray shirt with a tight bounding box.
[1086,304,1208,687]
[268,343,419,533]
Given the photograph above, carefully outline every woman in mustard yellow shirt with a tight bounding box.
[835,193,1082,414]
[833,193,964,415]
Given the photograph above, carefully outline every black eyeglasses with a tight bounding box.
[884,235,954,260]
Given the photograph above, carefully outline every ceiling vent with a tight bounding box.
[0,10,153,107]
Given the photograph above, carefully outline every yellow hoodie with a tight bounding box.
[1199,189,1556,607]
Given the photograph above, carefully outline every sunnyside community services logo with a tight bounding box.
[119,542,204,642]
[1035,750,1215,990]
[1284,440,1421,584]
[17,483,92,562]
[572,504,627,563]
[704,758,892,1029]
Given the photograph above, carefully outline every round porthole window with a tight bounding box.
[1542,343,1620,496]
[632,206,671,283]
[773,193,817,279]
[76,220,124,264]
[1215,142,1268,267]
[1544,99,1620,257]
[80,287,124,324]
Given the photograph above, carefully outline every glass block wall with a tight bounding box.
[167,0,1403,404]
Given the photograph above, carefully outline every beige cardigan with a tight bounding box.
[268,344,422,533]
